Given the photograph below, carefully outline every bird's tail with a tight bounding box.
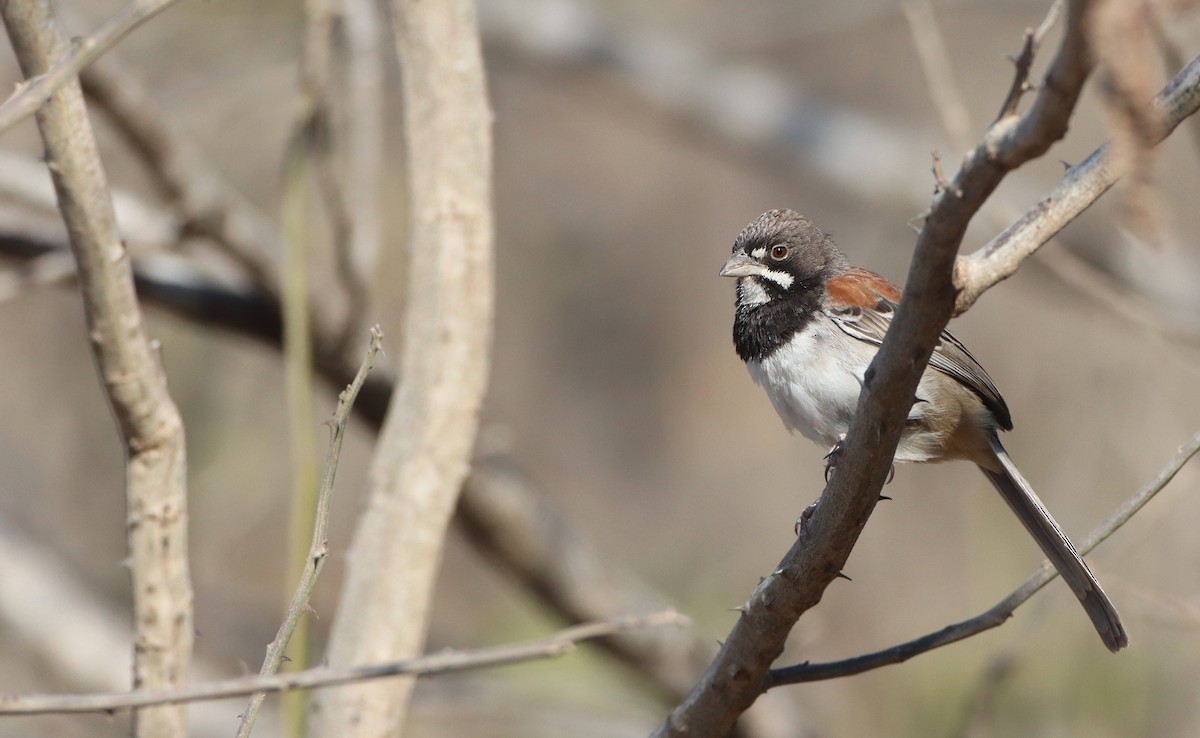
[979,434,1128,652]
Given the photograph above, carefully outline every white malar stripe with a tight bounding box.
[758,268,793,289]
[736,277,771,307]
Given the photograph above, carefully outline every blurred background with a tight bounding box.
[2,0,1200,736]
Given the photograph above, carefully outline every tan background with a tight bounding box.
[2,1,1200,736]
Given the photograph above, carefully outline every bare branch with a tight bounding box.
[954,52,1200,314]
[0,0,181,135]
[0,612,686,717]
[306,1,495,734]
[236,327,383,738]
[767,431,1200,685]
[0,2,193,736]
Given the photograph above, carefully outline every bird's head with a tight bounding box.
[720,209,847,308]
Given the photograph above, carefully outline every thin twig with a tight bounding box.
[0,0,182,135]
[994,0,1063,121]
[235,327,384,738]
[0,611,686,716]
[766,431,1200,685]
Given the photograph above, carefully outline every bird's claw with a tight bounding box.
[794,498,821,540]
[823,434,847,482]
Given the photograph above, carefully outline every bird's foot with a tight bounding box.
[794,497,821,540]
[823,434,847,482]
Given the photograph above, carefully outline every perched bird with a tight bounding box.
[720,208,1127,652]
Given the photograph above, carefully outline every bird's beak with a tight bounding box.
[719,253,764,278]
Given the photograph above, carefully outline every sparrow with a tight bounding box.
[720,208,1128,653]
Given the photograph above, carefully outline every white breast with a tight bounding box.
[745,320,869,448]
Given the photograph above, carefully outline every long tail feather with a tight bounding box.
[979,434,1128,652]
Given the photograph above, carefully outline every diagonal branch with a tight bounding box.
[955,52,1200,313]
[0,0,182,135]
[0,2,193,737]
[767,431,1200,685]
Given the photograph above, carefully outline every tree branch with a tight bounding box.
[0,0,181,135]
[0,2,193,736]
[954,52,1200,314]
[305,1,495,735]
[0,612,685,717]
[767,430,1200,685]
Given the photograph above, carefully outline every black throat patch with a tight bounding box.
[732,274,824,362]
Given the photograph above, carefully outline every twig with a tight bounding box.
[766,431,1200,685]
[994,0,1063,121]
[0,0,181,135]
[954,52,1200,314]
[0,611,686,716]
[0,3,193,737]
[654,4,1096,735]
[236,327,383,738]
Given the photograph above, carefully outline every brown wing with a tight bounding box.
[824,269,1013,430]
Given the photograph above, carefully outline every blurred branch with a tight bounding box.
[236,328,383,738]
[954,52,1200,314]
[655,3,1096,735]
[0,2,193,737]
[458,457,716,699]
[767,431,1200,685]
[0,0,180,135]
[900,0,974,148]
[80,57,285,298]
[306,1,495,735]
[339,0,386,323]
[0,612,687,716]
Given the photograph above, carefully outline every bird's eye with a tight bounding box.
[770,245,789,260]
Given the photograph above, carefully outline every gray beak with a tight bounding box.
[719,253,765,278]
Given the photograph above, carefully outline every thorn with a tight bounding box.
[836,571,852,581]
[930,151,947,194]
[878,494,892,502]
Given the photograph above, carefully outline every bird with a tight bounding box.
[719,208,1128,653]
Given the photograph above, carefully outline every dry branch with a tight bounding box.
[0,2,193,736]
[305,1,495,735]
[0,0,181,135]
[0,612,685,717]
[954,52,1200,314]
[767,431,1200,685]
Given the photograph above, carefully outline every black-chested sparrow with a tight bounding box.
[720,208,1127,653]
